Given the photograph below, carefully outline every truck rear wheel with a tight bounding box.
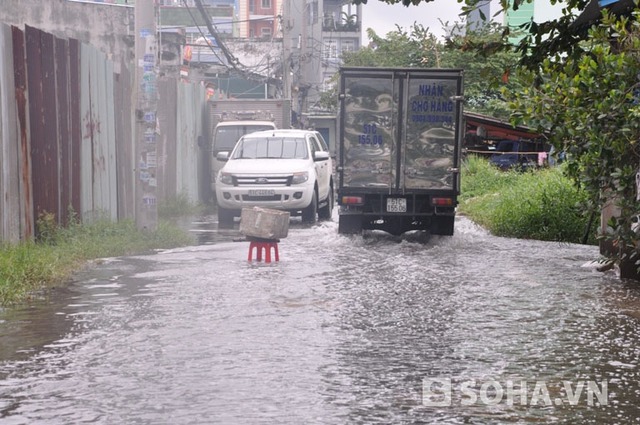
[338,214,362,234]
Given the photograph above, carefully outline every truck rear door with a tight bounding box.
[340,68,463,193]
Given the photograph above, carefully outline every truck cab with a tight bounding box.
[210,111,277,194]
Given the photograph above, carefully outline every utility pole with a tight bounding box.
[134,0,158,231]
[282,0,291,101]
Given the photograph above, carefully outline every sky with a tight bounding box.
[359,0,465,43]
[359,0,564,44]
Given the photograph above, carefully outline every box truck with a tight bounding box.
[336,67,464,236]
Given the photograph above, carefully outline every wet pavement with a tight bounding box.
[1,215,639,424]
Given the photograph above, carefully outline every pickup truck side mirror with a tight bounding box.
[314,151,329,162]
[216,151,230,162]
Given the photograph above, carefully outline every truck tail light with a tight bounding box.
[432,197,454,206]
[341,196,364,205]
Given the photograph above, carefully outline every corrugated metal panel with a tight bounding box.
[176,82,199,202]
[114,60,135,220]
[1,22,213,241]
[80,44,130,220]
[100,53,118,221]
[89,45,107,217]
[26,25,61,232]
[80,43,118,221]
[55,36,72,225]
[11,25,34,240]
[0,24,21,243]
[194,85,207,202]
[156,79,207,205]
[80,44,94,220]
[157,79,177,202]
[69,38,82,217]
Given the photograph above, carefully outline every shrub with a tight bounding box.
[460,156,596,244]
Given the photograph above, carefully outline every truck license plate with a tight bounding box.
[249,189,275,197]
[386,198,407,213]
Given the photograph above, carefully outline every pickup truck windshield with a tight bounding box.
[214,125,276,151]
[232,137,309,159]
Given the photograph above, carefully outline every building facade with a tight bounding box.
[287,0,362,117]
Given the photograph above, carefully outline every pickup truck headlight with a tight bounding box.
[291,171,309,185]
[218,172,234,185]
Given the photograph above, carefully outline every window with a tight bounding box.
[308,136,319,158]
[341,40,355,55]
[233,138,309,159]
[261,27,272,38]
[323,41,337,59]
[261,0,271,8]
[307,1,318,24]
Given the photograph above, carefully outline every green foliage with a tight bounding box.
[442,22,523,119]
[343,24,439,68]
[354,0,604,70]
[158,192,202,219]
[460,156,596,244]
[36,211,59,244]
[337,22,522,119]
[0,218,194,306]
[505,9,640,267]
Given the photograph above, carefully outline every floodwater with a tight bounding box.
[1,215,640,424]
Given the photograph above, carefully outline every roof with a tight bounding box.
[215,120,276,127]
[243,129,316,138]
[572,0,637,29]
[464,111,545,141]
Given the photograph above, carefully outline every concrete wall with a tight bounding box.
[0,0,134,71]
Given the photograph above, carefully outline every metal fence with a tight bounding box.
[0,23,207,243]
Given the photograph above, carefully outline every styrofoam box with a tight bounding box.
[239,207,290,240]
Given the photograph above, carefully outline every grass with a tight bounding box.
[459,155,597,244]
[0,217,194,306]
[158,192,204,219]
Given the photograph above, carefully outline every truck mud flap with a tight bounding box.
[430,216,455,236]
[338,214,363,234]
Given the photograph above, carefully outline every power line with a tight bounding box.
[191,0,240,70]
[179,0,227,66]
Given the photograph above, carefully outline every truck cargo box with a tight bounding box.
[337,67,464,236]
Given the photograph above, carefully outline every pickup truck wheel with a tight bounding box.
[317,187,333,221]
[217,207,235,229]
[301,191,318,224]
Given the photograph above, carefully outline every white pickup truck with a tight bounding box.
[215,129,334,228]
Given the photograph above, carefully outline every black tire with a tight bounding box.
[217,207,235,229]
[317,186,333,221]
[301,190,318,224]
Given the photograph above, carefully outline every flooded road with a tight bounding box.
[1,215,640,424]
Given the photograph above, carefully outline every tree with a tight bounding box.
[352,0,614,70]
[344,24,439,67]
[441,22,523,119]
[336,22,522,119]
[316,24,439,111]
[505,10,640,274]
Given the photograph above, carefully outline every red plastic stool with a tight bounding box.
[247,239,280,262]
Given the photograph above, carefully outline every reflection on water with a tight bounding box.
[1,216,639,424]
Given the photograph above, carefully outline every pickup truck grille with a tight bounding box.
[234,176,290,186]
[242,194,283,201]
